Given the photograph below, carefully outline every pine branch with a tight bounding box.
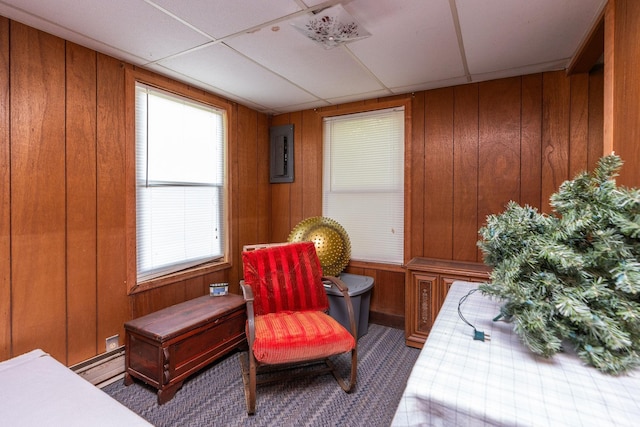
[477,154,640,374]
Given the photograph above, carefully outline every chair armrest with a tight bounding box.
[240,280,256,347]
[240,280,254,301]
[322,276,358,339]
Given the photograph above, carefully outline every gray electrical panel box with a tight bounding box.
[270,124,294,183]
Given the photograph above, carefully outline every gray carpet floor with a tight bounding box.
[103,324,420,427]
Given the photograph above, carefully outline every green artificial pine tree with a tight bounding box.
[478,154,640,374]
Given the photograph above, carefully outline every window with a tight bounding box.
[322,107,404,264]
[135,83,226,281]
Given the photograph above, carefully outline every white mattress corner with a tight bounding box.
[0,348,152,426]
[0,348,48,372]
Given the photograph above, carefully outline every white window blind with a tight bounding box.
[135,83,225,281]
[323,107,404,264]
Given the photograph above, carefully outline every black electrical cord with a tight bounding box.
[458,288,490,341]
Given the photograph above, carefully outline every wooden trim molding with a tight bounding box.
[129,261,232,295]
[347,259,406,273]
[567,10,605,75]
[316,96,414,266]
[124,66,235,295]
[603,0,615,154]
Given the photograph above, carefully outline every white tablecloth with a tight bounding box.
[0,349,151,426]
[392,281,640,426]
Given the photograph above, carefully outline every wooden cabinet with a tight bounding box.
[124,294,246,404]
[405,258,490,348]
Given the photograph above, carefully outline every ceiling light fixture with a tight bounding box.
[291,4,371,49]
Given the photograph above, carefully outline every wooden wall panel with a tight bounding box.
[232,104,271,289]
[65,42,98,364]
[452,84,479,262]
[268,109,323,239]
[288,111,304,229]
[372,270,405,319]
[183,276,205,301]
[236,105,259,246]
[345,263,405,328]
[300,109,323,220]
[10,23,67,360]
[0,16,10,361]
[478,78,522,227]
[255,113,271,245]
[131,282,184,318]
[603,0,615,155]
[588,67,604,171]
[569,73,590,177]
[423,88,454,259]
[541,71,571,213]
[221,105,236,291]
[130,269,227,318]
[520,74,543,208]
[270,114,294,242]
[228,104,240,290]
[611,0,640,186]
[96,54,129,351]
[409,92,426,258]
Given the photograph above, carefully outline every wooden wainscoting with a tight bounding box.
[345,261,406,330]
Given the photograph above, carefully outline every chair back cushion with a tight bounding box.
[242,242,329,315]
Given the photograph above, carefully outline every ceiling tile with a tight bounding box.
[149,0,302,39]
[346,0,466,90]
[457,0,607,75]
[1,0,210,62]
[226,21,387,101]
[157,43,320,110]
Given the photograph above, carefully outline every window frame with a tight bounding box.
[318,99,411,267]
[125,69,233,295]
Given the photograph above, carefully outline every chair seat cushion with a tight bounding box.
[252,311,356,365]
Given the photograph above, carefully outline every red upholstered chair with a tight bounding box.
[239,241,357,415]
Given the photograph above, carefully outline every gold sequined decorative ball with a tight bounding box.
[288,217,351,276]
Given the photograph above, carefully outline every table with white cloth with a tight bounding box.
[392,281,640,427]
[0,349,151,426]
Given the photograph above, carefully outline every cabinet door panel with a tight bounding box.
[417,275,437,334]
[405,258,490,348]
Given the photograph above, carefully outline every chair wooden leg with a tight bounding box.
[327,347,357,392]
[241,347,356,414]
[239,352,256,415]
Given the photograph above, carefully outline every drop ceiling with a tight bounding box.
[0,0,607,115]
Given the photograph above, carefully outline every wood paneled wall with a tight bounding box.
[609,0,640,186]
[3,1,637,364]
[418,71,603,261]
[271,69,604,325]
[0,17,9,360]
[0,18,269,365]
